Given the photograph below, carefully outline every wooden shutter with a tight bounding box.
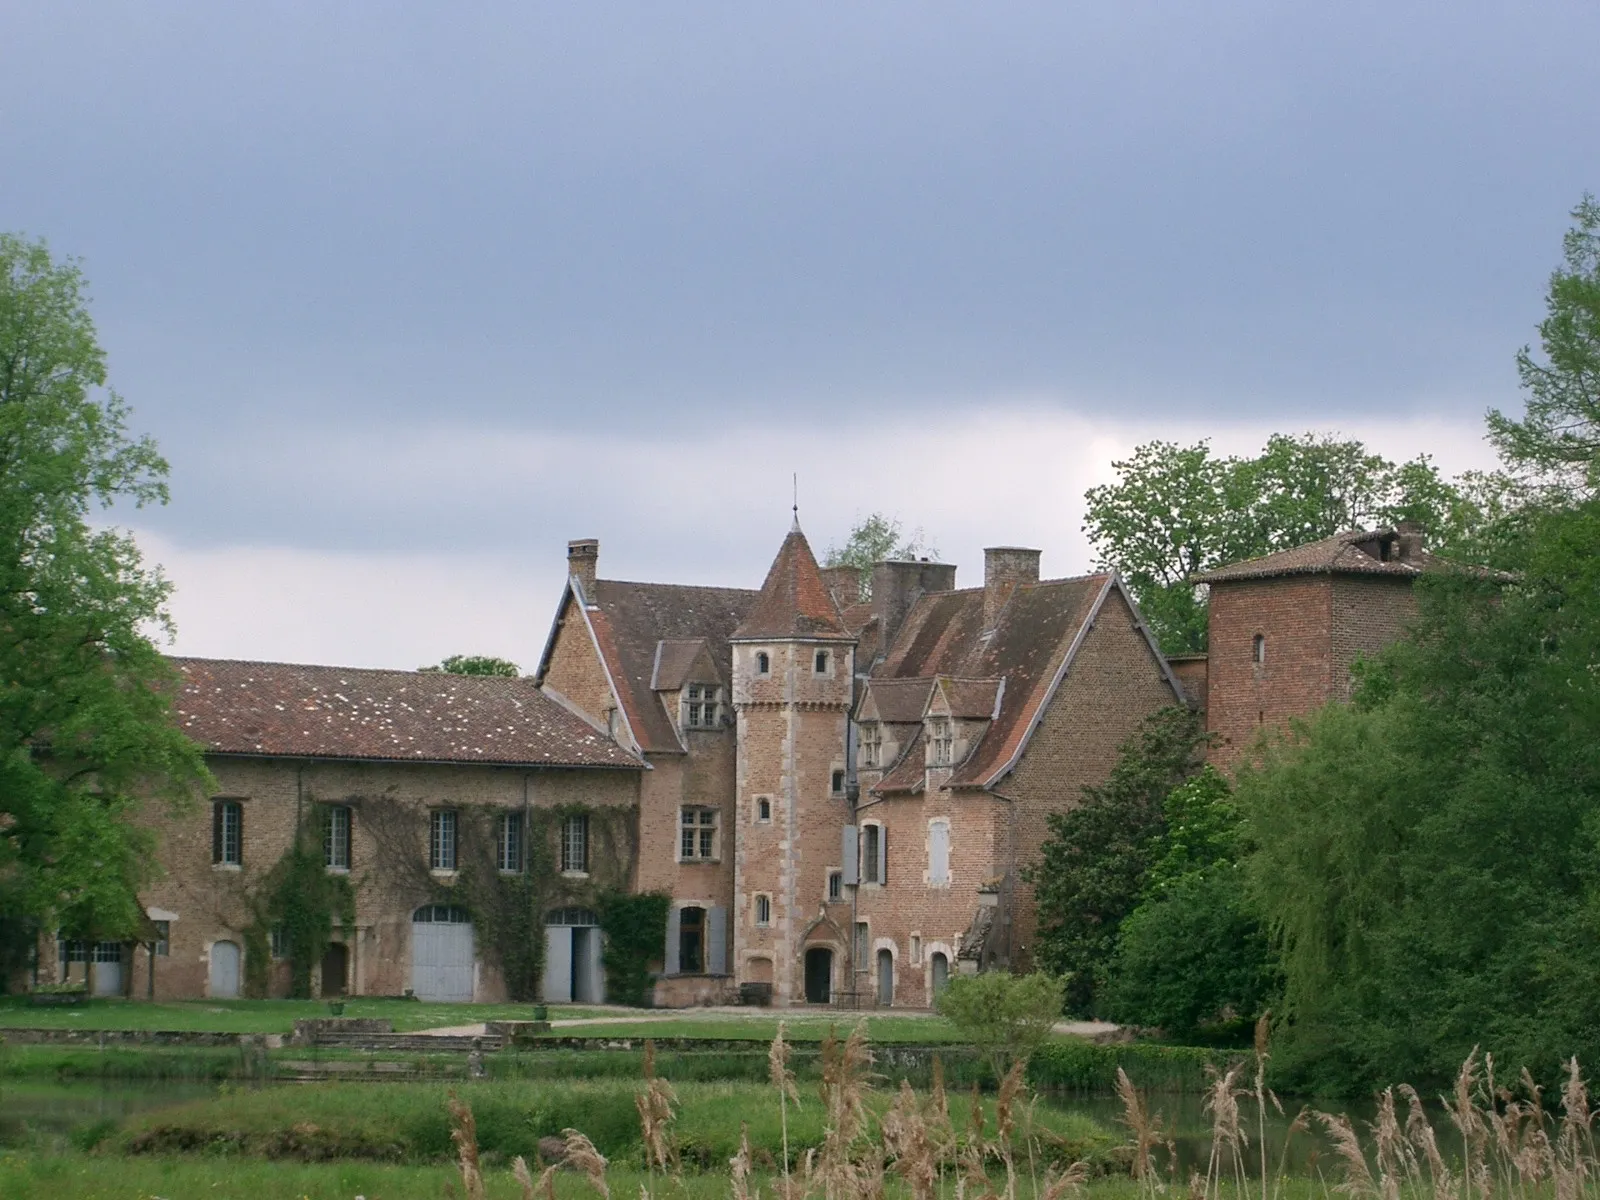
[212,802,222,863]
[877,825,888,885]
[842,825,859,884]
[665,907,681,976]
[707,906,728,975]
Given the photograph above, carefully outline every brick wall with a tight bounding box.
[1331,576,1417,701]
[117,756,637,1002]
[540,593,620,736]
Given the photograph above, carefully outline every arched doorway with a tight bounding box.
[930,951,949,998]
[321,942,349,997]
[543,907,603,1004]
[210,940,241,999]
[411,905,475,1002]
[876,948,894,1006]
[804,947,833,1004]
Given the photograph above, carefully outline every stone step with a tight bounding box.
[309,1032,505,1052]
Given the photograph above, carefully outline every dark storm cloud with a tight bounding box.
[2,2,1595,563]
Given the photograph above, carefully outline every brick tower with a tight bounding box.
[730,520,857,1005]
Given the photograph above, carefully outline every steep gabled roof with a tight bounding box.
[578,579,756,755]
[732,525,853,642]
[860,677,937,723]
[172,658,644,769]
[936,677,1004,720]
[650,639,723,691]
[873,726,928,795]
[1194,530,1442,584]
[870,574,1137,790]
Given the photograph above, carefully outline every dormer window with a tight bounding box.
[860,722,882,768]
[1252,634,1266,666]
[756,651,771,676]
[682,683,723,729]
[928,718,954,767]
[814,649,830,675]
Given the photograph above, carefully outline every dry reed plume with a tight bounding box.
[447,1088,486,1200]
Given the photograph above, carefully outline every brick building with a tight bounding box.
[534,526,1185,1007]
[1191,525,1437,767]
[45,659,644,1002]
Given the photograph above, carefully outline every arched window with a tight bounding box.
[754,894,771,926]
[756,651,771,676]
[1252,634,1266,665]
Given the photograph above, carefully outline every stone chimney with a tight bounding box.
[984,547,1041,629]
[567,539,599,597]
[1394,520,1425,563]
[819,565,862,609]
[870,559,958,655]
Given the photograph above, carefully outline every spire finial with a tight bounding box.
[791,473,800,531]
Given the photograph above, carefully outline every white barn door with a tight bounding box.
[542,926,573,1003]
[411,906,475,1002]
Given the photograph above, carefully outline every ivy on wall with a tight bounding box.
[242,809,357,998]
[597,890,671,1006]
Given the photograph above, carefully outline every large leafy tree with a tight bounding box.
[0,234,209,974]
[1083,433,1493,654]
[1241,499,1600,1093]
[1025,706,1210,1014]
[419,654,520,677]
[1488,196,1600,494]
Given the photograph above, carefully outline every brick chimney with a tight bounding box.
[984,547,1041,629]
[567,539,599,598]
[1394,520,1425,563]
[819,565,862,609]
[870,559,958,655]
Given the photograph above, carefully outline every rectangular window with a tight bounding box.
[430,809,458,871]
[862,824,882,884]
[860,723,882,768]
[683,683,723,729]
[827,870,843,902]
[323,805,352,870]
[754,894,771,926]
[854,921,869,964]
[270,926,288,959]
[680,906,705,973]
[561,812,589,873]
[680,807,719,861]
[929,719,954,766]
[929,819,950,886]
[910,934,922,964]
[498,811,524,873]
[212,800,243,866]
[814,649,830,675]
[831,769,846,796]
[153,920,170,957]
[755,796,772,823]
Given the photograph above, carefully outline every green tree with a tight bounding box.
[1025,707,1210,1014]
[823,513,937,598]
[419,654,521,676]
[1240,499,1600,1093]
[0,233,210,967]
[1488,196,1600,494]
[1102,768,1276,1037]
[1084,433,1482,654]
[934,970,1067,1077]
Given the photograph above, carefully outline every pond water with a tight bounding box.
[0,1080,218,1148]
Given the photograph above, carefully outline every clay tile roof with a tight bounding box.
[865,677,937,723]
[870,574,1112,789]
[650,639,719,691]
[872,726,927,795]
[171,658,644,769]
[587,580,756,755]
[939,677,1004,719]
[732,525,853,642]
[1193,529,1443,584]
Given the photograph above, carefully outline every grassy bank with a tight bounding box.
[111,1079,1116,1170]
[0,997,603,1034]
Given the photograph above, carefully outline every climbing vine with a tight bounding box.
[597,889,671,1006]
[243,807,357,998]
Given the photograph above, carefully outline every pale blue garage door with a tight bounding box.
[412,905,475,1002]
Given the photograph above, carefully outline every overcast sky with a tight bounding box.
[4,4,1595,669]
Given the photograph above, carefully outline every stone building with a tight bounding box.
[1190,525,1438,768]
[46,659,643,1001]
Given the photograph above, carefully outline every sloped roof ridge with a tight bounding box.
[168,655,519,679]
[594,578,759,595]
[732,526,853,641]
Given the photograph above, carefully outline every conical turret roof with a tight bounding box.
[732,524,854,641]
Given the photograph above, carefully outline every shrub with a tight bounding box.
[934,970,1066,1075]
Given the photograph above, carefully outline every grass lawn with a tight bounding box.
[543,1015,967,1043]
[0,997,602,1035]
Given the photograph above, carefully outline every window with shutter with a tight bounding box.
[212,801,242,867]
[862,824,880,884]
[928,820,950,886]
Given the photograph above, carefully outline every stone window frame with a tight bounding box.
[853,920,870,968]
[859,721,882,768]
[860,820,886,886]
[813,648,832,676]
[212,798,244,869]
[755,650,771,676]
[827,869,843,903]
[754,795,772,824]
[560,811,589,875]
[681,682,724,730]
[830,768,846,797]
[1252,633,1267,665]
[679,805,720,863]
[322,803,352,872]
[927,817,952,888]
[753,893,772,927]
[927,718,954,766]
[909,932,922,965]
[153,920,171,957]
[497,811,525,874]
[429,808,458,873]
